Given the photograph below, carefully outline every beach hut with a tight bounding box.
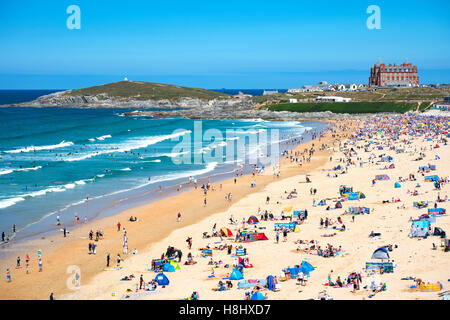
[229,268,244,280]
[371,247,390,260]
[250,292,265,300]
[335,201,342,209]
[220,228,233,237]
[154,273,169,286]
[394,182,402,188]
[248,216,259,224]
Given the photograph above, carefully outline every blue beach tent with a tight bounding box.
[394,182,401,188]
[163,263,175,272]
[229,268,244,280]
[266,275,275,291]
[301,260,315,274]
[250,292,265,300]
[154,273,170,286]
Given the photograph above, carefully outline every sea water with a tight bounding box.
[0,106,328,241]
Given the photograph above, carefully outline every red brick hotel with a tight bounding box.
[369,62,419,87]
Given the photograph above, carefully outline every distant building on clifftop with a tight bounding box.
[369,61,419,88]
[263,90,279,96]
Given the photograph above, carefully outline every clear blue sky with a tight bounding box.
[0,0,449,89]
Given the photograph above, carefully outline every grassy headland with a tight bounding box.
[66,81,229,101]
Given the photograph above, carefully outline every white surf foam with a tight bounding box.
[96,134,112,141]
[0,166,42,176]
[64,130,191,162]
[4,141,74,154]
[0,178,92,210]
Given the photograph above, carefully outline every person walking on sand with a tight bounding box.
[38,258,42,272]
[106,252,110,267]
[6,269,11,282]
[117,254,121,266]
[49,293,54,300]
[177,212,181,222]
[117,222,121,231]
[204,197,207,206]
[276,231,280,244]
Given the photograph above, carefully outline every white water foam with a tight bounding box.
[0,178,92,210]
[96,134,112,141]
[0,166,42,176]
[4,141,74,154]
[64,130,191,162]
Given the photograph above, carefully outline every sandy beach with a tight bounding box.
[1,116,449,301]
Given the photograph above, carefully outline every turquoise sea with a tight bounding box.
[0,105,328,241]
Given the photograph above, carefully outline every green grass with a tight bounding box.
[66,81,229,102]
[418,101,432,112]
[266,101,417,114]
[254,87,450,106]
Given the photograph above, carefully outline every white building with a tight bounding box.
[289,98,298,103]
[336,84,358,91]
[263,90,278,96]
[431,96,450,111]
[316,96,352,103]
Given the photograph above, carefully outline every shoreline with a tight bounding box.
[0,120,329,253]
[0,120,345,299]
